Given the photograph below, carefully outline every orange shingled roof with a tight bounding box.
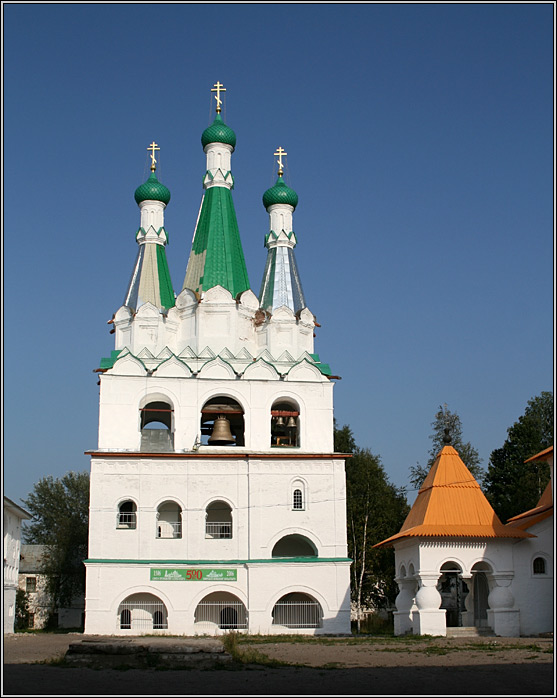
[375,445,533,548]
[506,480,553,530]
[524,445,553,463]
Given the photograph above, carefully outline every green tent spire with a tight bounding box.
[183,86,250,298]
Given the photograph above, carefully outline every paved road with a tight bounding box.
[2,662,555,696]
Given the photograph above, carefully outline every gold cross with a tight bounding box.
[211,81,226,113]
[274,146,287,175]
[147,141,160,172]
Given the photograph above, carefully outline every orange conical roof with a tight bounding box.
[375,445,532,547]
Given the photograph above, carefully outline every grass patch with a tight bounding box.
[222,632,295,667]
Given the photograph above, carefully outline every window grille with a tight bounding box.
[205,522,232,539]
[272,600,322,628]
[194,601,247,629]
[156,521,182,538]
[117,511,137,529]
[117,600,168,630]
[293,489,304,510]
[26,576,37,593]
[533,557,546,575]
[28,613,35,629]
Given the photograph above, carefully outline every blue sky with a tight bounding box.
[3,2,554,507]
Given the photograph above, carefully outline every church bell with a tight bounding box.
[287,416,297,428]
[208,415,235,445]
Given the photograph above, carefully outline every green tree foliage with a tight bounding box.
[483,391,553,523]
[409,404,483,490]
[15,588,31,630]
[335,423,409,618]
[22,471,90,610]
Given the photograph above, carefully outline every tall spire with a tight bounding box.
[123,143,175,311]
[258,148,306,314]
[182,83,250,298]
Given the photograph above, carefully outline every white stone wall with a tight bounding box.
[511,516,553,636]
[84,560,351,636]
[3,502,28,633]
[88,456,346,561]
[97,374,334,454]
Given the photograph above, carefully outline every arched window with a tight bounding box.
[140,400,174,452]
[271,400,299,448]
[201,397,244,447]
[205,500,233,539]
[118,593,167,631]
[117,500,137,529]
[156,501,182,539]
[292,489,303,510]
[272,592,322,628]
[533,557,546,575]
[272,534,317,558]
[194,592,247,629]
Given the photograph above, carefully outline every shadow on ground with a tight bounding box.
[2,662,554,696]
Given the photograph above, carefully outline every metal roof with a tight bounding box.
[375,445,533,547]
[182,187,250,298]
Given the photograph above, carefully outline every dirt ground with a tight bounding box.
[2,632,553,668]
[2,632,555,697]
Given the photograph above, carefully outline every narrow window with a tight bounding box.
[205,501,233,539]
[117,500,137,529]
[26,577,37,593]
[293,489,303,510]
[28,613,35,629]
[533,557,546,575]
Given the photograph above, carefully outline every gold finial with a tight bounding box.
[147,141,160,172]
[211,81,226,114]
[274,146,287,176]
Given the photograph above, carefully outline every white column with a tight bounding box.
[393,576,416,635]
[412,573,446,636]
[487,574,520,637]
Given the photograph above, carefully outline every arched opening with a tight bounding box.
[471,562,492,628]
[437,562,469,628]
[156,500,182,539]
[194,592,247,630]
[117,593,168,631]
[272,534,317,558]
[533,557,546,575]
[271,400,299,448]
[140,400,174,452]
[205,500,233,539]
[117,500,137,529]
[201,397,244,447]
[272,592,323,628]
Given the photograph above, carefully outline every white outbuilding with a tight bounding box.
[376,439,553,637]
[84,85,351,636]
[3,497,31,633]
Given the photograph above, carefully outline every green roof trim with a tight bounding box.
[99,349,122,369]
[183,186,250,297]
[156,244,176,309]
[135,226,169,242]
[85,557,352,565]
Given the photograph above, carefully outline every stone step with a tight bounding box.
[65,638,232,669]
[446,626,494,638]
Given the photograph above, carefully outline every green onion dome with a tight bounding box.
[134,172,171,205]
[201,114,237,151]
[262,176,299,210]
